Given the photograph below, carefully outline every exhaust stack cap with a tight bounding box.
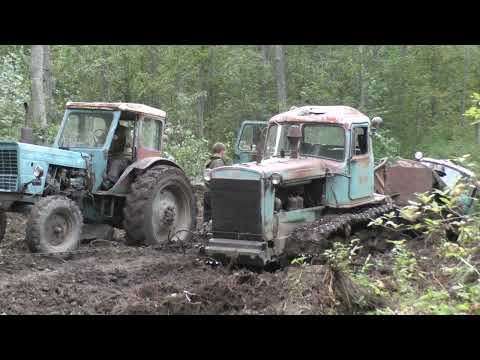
[20,127,33,144]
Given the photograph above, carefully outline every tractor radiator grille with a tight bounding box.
[0,149,18,192]
[210,179,263,241]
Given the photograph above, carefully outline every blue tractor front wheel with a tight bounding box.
[25,196,83,254]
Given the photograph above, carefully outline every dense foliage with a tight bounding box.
[1,45,480,174]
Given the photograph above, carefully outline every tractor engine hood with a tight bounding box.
[0,141,88,195]
[209,156,346,183]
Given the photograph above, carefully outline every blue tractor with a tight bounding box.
[0,102,197,253]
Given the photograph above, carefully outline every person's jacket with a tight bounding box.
[205,155,226,169]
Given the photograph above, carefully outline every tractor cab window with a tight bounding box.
[110,120,134,158]
[140,118,163,150]
[59,111,114,148]
[265,124,294,158]
[301,125,345,161]
[238,124,264,152]
[352,126,368,156]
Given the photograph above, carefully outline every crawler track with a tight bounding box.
[284,202,396,259]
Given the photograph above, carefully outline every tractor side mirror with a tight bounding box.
[371,117,383,135]
[414,151,424,161]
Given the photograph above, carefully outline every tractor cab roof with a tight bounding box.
[269,106,370,128]
[66,102,166,120]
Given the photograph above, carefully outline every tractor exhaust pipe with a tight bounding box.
[287,125,302,159]
[20,102,33,144]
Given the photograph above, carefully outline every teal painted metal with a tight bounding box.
[348,123,374,200]
[234,121,267,164]
[54,109,121,192]
[0,142,88,195]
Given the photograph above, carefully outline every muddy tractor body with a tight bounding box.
[204,106,389,266]
[0,102,196,253]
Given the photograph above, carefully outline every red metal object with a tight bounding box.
[137,147,162,160]
[384,164,434,206]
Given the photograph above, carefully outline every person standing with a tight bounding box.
[203,143,227,224]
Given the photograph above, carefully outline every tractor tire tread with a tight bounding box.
[123,165,196,246]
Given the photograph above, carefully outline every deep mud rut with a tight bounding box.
[0,213,352,315]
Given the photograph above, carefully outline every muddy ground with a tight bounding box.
[0,190,461,315]
[1,212,363,315]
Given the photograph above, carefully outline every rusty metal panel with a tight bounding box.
[269,106,369,128]
[385,165,434,206]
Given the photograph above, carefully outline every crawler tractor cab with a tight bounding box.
[0,102,196,254]
[204,106,389,266]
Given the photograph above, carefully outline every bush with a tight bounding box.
[0,52,29,140]
[164,125,210,180]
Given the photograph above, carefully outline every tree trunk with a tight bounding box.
[100,47,110,101]
[359,45,367,112]
[122,49,131,102]
[29,45,47,127]
[42,45,54,121]
[461,45,470,125]
[148,46,158,106]
[274,45,287,112]
[196,46,210,138]
[260,45,270,116]
[430,46,439,127]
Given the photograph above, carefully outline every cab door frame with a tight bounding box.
[234,121,267,164]
[348,123,374,200]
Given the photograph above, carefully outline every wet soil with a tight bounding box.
[0,212,352,315]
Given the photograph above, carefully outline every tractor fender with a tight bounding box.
[108,157,183,193]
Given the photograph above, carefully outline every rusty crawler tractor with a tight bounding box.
[0,102,196,253]
[203,106,395,266]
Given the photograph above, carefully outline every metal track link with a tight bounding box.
[285,202,396,258]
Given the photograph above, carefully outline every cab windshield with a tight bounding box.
[265,123,345,161]
[59,111,114,148]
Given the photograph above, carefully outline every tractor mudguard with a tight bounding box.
[106,157,182,194]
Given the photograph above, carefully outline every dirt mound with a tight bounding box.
[112,263,377,315]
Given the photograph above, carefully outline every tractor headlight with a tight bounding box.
[33,165,44,178]
[204,169,212,182]
[271,173,282,185]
